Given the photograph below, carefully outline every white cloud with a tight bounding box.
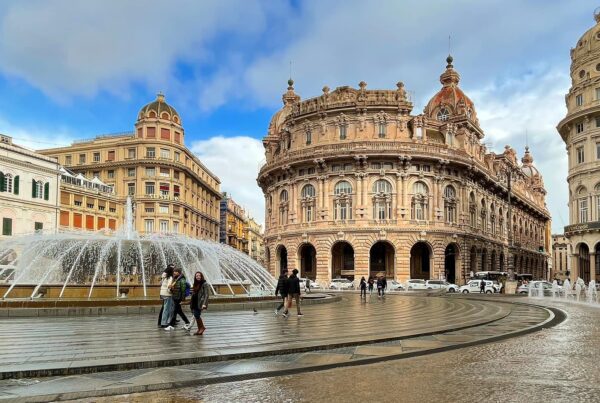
[0,115,74,150]
[191,136,265,225]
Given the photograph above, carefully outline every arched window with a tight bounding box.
[378,122,387,138]
[339,125,347,140]
[480,199,487,231]
[334,181,353,220]
[279,189,289,225]
[443,185,457,223]
[469,192,477,227]
[411,181,429,220]
[499,207,504,236]
[490,203,496,235]
[372,180,392,220]
[578,187,588,223]
[437,107,450,121]
[280,189,288,202]
[306,129,312,145]
[300,184,317,223]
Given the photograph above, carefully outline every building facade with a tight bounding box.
[39,94,221,240]
[0,134,60,238]
[245,217,265,264]
[219,193,248,252]
[258,58,551,284]
[551,234,570,281]
[58,168,122,232]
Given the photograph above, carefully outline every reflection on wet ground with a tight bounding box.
[76,299,599,403]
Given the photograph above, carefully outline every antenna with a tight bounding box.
[448,34,452,55]
[289,60,293,81]
[525,129,528,148]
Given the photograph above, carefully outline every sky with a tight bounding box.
[0,0,594,232]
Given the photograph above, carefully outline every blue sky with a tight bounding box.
[0,0,595,230]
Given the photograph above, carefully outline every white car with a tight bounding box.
[406,279,428,290]
[299,278,321,289]
[517,281,560,296]
[329,278,354,290]
[425,280,459,293]
[459,280,496,294]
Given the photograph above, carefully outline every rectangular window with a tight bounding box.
[87,202,94,209]
[378,123,386,138]
[174,132,181,144]
[306,130,312,145]
[371,162,381,169]
[147,127,156,138]
[597,143,600,160]
[98,205,105,211]
[73,213,82,228]
[97,217,105,228]
[174,152,180,162]
[422,165,431,172]
[576,123,584,133]
[2,217,12,236]
[173,221,180,233]
[339,125,347,140]
[596,117,600,128]
[127,183,135,196]
[60,211,70,227]
[128,148,136,158]
[145,203,155,213]
[576,94,583,106]
[74,200,82,206]
[160,183,169,196]
[146,147,156,158]
[159,204,169,214]
[160,128,170,140]
[145,167,155,177]
[137,127,143,138]
[93,171,99,178]
[580,199,588,223]
[160,148,170,159]
[79,154,86,164]
[160,167,170,177]
[107,170,115,179]
[93,152,100,162]
[144,219,154,233]
[173,171,179,180]
[145,182,155,195]
[127,168,135,177]
[174,185,180,197]
[577,146,585,164]
[159,220,169,233]
[596,88,600,100]
[65,155,72,165]
[107,150,115,161]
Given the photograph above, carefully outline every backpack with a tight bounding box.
[185,281,191,298]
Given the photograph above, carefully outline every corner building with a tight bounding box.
[39,94,221,240]
[258,57,551,284]
[558,10,600,283]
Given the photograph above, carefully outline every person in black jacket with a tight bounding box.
[274,269,289,316]
[359,276,367,299]
[283,269,303,317]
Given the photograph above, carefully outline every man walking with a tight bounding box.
[305,278,311,293]
[274,269,289,316]
[283,269,303,317]
[377,276,383,298]
[479,279,486,293]
[381,276,387,297]
[166,268,191,331]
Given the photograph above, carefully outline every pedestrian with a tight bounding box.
[368,276,374,295]
[165,268,191,331]
[158,264,174,328]
[305,278,311,293]
[470,270,474,279]
[377,276,383,298]
[283,269,303,317]
[359,276,367,298]
[190,271,209,335]
[274,269,289,316]
[479,279,486,293]
[381,276,387,297]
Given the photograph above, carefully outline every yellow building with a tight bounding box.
[58,168,121,232]
[39,94,221,240]
[219,193,247,251]
[245,217,265,264]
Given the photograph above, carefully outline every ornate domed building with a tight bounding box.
[558,9,600,283]
[258,57,551,284]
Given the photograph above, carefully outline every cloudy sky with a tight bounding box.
[0,0,594,231]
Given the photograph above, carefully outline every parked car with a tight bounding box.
[388,280,405,291]
[425,280,459,293]
[329,278,354,290]
[458,280,496,294]
[406,279,428,290]
[517,281,560,296]
[299,278,321,290]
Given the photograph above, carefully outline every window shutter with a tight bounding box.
[32,179,37,198]
[44,182,49,200]
[13,175,19,195]
[0,172,4,192]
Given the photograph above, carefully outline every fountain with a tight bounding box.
[0,197,275,300]
[526,276,600,308]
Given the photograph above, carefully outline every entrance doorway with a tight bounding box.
[444,244,458,284]
[410,242,430,280]
[579,243,590,283]
[369,241,395,278]
[299,243,317,280]
[331,242,354,280]
[276,245,288,273]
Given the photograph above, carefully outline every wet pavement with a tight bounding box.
[70,298,599,403]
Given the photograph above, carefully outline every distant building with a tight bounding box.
[219,193,248,252]
[39,93,221,240]
[58,168,122,232]
[0,134,60,238]
[551,234,570,280]
[245,217,265,265]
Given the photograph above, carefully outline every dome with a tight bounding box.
[521,146,539,177]
[424,55,478,124]
[138,92,181,124]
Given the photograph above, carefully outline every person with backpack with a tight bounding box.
[158,265,175,328]
[165,267,191,331]
[359,276,367,299]
[377,276,384,298]
[190,271,210,335]
[274,269,289,316]
[283,269,303,317]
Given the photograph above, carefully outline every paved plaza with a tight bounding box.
[0,294,562,402]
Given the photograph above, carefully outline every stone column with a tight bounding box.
[570,253,579,281]
[591,252,596,282]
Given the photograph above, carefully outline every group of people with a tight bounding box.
[274,268,303,317]
[359,275,388,298]
[158,264,210,335]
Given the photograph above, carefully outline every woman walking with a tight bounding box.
[158,265,174,328]
[190,271,210,335]
[360,276,367,299]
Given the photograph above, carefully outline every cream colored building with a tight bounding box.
[557,9,600,283]
[0,134,60,238]
[551,234,570,280]
[245,217,265,264]
[258,58,551,284]
[58,168,122,232]
[39,94,221,240]
[219,193,248,252]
